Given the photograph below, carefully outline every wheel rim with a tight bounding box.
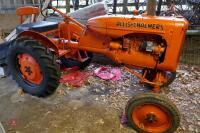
[132,104,171,133]
[17,53,43,85]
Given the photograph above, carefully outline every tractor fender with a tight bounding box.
[17,31,59,55]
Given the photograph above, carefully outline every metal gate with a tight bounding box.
[180,31,200,65]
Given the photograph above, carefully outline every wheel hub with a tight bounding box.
[25,66,32,75]
[145,113,157,123]
[18,54,43,85]
[132,104,171,132]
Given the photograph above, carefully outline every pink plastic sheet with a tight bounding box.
[94,67,122,81]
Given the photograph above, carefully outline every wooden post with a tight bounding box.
[74,0,79,10]
[23,0,26,5]
[66,0,70,13]
[166,0,172,7]
[122,0,128,14]
[135,0,139,10]
[146,0,157,16]
[113,0,117,14]
[86,0,89,6]
[156,0,162,16]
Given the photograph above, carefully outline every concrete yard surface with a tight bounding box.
[0,77,136,133]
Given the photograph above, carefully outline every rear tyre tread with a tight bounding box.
[7,38,61,97]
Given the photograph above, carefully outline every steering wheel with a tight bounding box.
[40,0,59,19]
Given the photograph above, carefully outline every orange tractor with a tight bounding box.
[5,1,188,133]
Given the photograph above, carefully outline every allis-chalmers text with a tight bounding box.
[116,22,164,31]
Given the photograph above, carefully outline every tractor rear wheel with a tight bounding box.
[7,38,60,97]
[126,93,180,133]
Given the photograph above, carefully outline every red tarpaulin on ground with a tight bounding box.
[60,71,92,87]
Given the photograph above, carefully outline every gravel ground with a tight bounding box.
[71,63,200,133]
[163,65,200,133]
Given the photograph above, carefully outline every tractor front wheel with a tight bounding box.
[7,38,60,97]
[126,93,180,133]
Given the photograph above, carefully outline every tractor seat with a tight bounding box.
[16,21,59,33]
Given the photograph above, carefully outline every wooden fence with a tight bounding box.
[181,32,200,65]
[0,0,190,14]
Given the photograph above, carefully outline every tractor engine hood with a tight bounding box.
[87,15,108,35]
[87,15,188,38]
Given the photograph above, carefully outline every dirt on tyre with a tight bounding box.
[7,38,61,97]
[126,93,180,133]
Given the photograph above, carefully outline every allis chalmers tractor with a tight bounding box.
[5,1,188,133]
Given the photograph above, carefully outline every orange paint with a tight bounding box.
[16,6,188,91]
[16,6,39,24]
[132,104,171,133]
[18,54,43,85]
